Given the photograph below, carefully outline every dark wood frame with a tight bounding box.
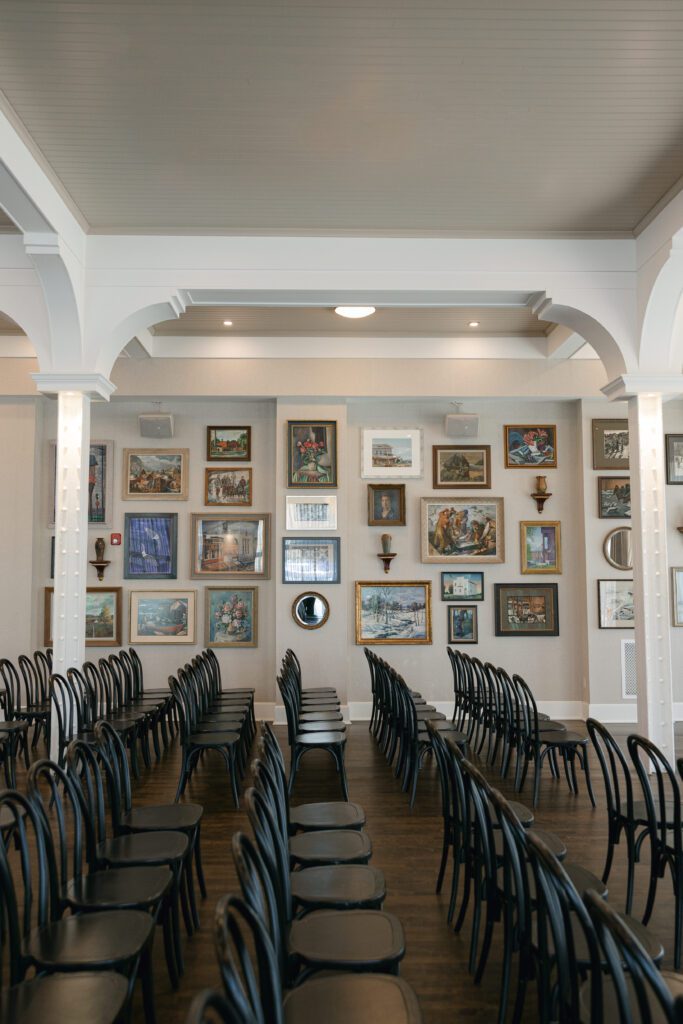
[123,512,178,580]
[504,425,557,469]
[666,434,683,484]
[592,419,629,470]
[447,604,478,644]
[597,476,631,519]
[287,419,338,488]
[206,425,251,462]
[494,582,559,637]
[367,483,406,526]
[432,444,492,489]
[440,571,484,602]
[204,467,253,506]
[44,586,123,647]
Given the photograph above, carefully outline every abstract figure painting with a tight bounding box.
[421,498,504,563]
[355,581,432,645]
[504,426,557,468]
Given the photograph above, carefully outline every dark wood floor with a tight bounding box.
[122,720,678,1023]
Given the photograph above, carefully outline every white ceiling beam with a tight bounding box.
[545,326,586,360]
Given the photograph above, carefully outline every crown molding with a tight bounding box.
[31,372,116,401]
[602,374,683,401]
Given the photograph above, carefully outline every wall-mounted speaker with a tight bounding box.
[139,413,174,439]
[444,413,479,438]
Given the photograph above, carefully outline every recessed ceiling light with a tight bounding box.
[468,321,480,328]
[334,306,376,319]
[223,320,233,326]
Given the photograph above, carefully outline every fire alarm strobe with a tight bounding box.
[110,533,122,546]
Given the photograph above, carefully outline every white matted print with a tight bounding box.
[361,428,423,479]
[672,568,683,626]
[285,495,337,531]
[598,579,634,629]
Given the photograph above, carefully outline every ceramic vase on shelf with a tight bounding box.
[534,475,548,495]
[94,536,106,562]
[381,533,393,555]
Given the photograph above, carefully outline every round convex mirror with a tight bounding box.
[291,592,330,630]
[603,526,633,571]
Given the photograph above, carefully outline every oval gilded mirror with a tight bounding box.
[292,592,330,630]
[603,527,633,571]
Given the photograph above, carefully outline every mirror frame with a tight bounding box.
[603,526,633,571]
[291,591,330,630]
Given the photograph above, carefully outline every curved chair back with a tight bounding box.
[587,718,634,823]
[628,734,682,861]
[230,829,286,984]
[184,988,251,1024]
[214,893,284,1024]
[27,757,95,892]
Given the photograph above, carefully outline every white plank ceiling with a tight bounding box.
[151,304,551,336]
[0,1,683,234]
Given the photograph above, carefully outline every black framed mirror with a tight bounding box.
[291,591,330,630]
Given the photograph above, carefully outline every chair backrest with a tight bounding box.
[525,830,602,1023]
[460,757,497,889]
[185,988,252,1024]
[34,649,52,690]
[95,718,134,818]
[0,789,59,984]
[170,670,199,740]
[486,786,532,942]
[244,784,292,922]
[511,673,541,745]
[52,671,90,753]
[230,829,287,984]
[0,657,20,717]
[128,647,145,697]
[628,733,682,861]
[18,652,47,706]
[65,737,114,845]
[27,757,95,892]
[587,718,634,826]
[214,893,284,1024]
[584,888,675,1024]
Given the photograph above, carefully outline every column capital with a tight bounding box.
[601,373,683,401]
[31,372,116,401]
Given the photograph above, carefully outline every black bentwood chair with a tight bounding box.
[0,790,157,1024]
[213,894,422,1024]
[277,672,349,800]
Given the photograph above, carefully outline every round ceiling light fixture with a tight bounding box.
[334,306,376,319]
[468,321,480,328]
[223,320,233,326]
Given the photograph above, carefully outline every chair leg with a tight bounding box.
[288,744,304,795]
[139,942,157,1024]
[447,848,461,924]
[161,900,180,989]
[175,748,190,802]
[184,856,200,931]
[581,747,596,807]
[194,824,207,899]
[532,755,542,808]
[436,824,450,894]
[331,743,349,801]
[641,837,659,925]
[625,827,636,915]
[454,859,472,933]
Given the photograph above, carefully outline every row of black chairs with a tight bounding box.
[186,721,423,1024]
[429,724,673,1023]
[365,647,468,806]
[448,647,595,807]
[0,713,207,1024]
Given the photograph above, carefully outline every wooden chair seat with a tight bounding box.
[297,721,347,734]
[284,973,421,1024]
[294,731,346,746]
[580,968,683,1021]
[288,908,405,973]
[289,801,365,832]
[290,864,386,911]
[0,971,129,1024]
[187,730,240,747]
[64,865,172,910]
[289,828,372,867]
[570,909,663,967]
[124,802,202,832]
[506,800,534,827]
[98,829,189,867]
[23,908,154,968]
[538,730,588,746]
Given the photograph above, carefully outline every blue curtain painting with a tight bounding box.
[126,515,175,577]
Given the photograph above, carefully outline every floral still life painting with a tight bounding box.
[206,587,257,647]
[287,421,338,487]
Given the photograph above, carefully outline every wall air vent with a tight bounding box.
[621,638,637,699]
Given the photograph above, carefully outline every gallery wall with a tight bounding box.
[22,392,683,719]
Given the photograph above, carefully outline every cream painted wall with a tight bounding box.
[38,398,277,703]
[0,399,37,660]
[664,399,683,701]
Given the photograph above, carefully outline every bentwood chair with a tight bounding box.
[277,672,349,799]
[0,789,157,1024]
[214,894,422,1024]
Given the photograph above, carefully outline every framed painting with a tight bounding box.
[282,537,340,584]
[420,497,504,563]
[598,579,634,629]
[49,440,114,526]
[598,477,631,519]
[123,513,178,579]
[432,445,491,489]
[122,448,189,500]
[287,420,337,487]
[191,513,271,579]
[494,583,559,637]
[520,521,562,574]
[367,484,406,527]
[448,605,478,644]
[666,435,683,484]
[504,425,557,468]
[205,468,253,506]
[441,571,484,602]
[285,495,337,531]
[130,590,196,644]
[205,587,257,647]
[206,426,251,462]
[355,581,432,645]
[44,586,122,647]
[360,427,423,479]
[592,419,629,470]
[672,568,683,626]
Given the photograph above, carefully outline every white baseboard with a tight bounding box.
[538,700,586,720]
[255,702,276,721]
[588,702,637,724]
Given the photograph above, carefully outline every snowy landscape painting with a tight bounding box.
[355,581,432,645]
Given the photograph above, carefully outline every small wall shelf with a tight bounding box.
[377,553,397,574]
[89,560,111,581]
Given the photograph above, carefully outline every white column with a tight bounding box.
[603,375,683,757]
[32,373,115,757]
